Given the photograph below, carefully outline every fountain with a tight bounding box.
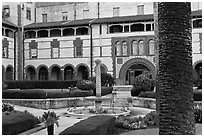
[67,59,130,118]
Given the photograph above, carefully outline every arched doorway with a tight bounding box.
[77,65,89,80]
[126,64,150,85]
[118,58,156,85]
[38,66,48,80]
[6,66,13,80]
[64,66,74,80]
[26,66,36,80]
[194,61,202,88]
[2,65,5,81]
[51,66,61,80]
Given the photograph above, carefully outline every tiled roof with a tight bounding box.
[24,10,202,29]
[2,19,18,29]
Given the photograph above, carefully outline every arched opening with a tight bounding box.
[131,23,144,32]
[51,66,61,80]
[25,31,36,39]
[6,66,13,80]
[5,29,13,38]
[77,65,89,80]
[118,58,156,85]
[193,19,202,28]
[125,64,150,85]
[122,41,127,56]
[115,41,121,56]
[38,66,48,80]
[148,39,155,55]
[194,62,202,88]
[131,40,138,55]
[2,28,4,36]
[63,28,74,36]
[26,67,36,80]
[37,30,48,38]
[2,66,5,81]
[76,27,88,35]
[138,40,144,55]
[109,25,123,33]
[50,29,61,37]
[64,66,74,80]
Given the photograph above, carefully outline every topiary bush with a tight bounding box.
[2,103,14,112]
[131,74,152,97]
[2,110,39,135]
[92,86,113,96]
[194,108,202,123]
[76,80,95,90]
[138,91,156,98]
[101,73,115,87]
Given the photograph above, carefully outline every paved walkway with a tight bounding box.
[14,91,202,135]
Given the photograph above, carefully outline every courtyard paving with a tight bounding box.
[14,90,202,135]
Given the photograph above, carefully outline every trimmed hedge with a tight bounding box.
[93,86,113,96]
[2,110,39,135]
[4,80,78,89]
[138,91,202,101]
[59,115,116,135]
[3,89,94,99]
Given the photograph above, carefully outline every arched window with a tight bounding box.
[76,27,88,35]
[131,40,138,55]
[50,29,61,37]
[63,28,74,36]
[25,31,36,39]
[138,40,144,55]
[37,30,48,38]
[115,41,121,56]
[148,40,155,55]
[122,41,127,56]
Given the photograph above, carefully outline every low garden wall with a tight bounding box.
[2,98,94,110]
[132,97,202,109]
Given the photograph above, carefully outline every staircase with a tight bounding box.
[113,85,133,92]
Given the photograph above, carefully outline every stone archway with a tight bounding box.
[76,64,89,80]
[25,65,37,80]
[5,65,13,80]
[118,58,156,85]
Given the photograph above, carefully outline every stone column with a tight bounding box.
[95,59,101,97]
[61,67,64,80]
[95,59,102,111]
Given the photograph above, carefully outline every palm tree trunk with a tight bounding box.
[47,124,54,135]
[158,2,195,135]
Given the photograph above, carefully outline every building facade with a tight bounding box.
[2,2,202,85]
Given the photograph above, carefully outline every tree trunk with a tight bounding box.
[158,2,195,135]
[47,124,54,135]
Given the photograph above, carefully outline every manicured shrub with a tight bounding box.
[101,73,115,87]
[76,80,95,90]
[138,91,156,98]
[2,103,14,112]
[4,80,78,89]
[59,115,116,135]
[130,87,140,96]
[194,108,202,123]
[92,86,113,96]
[193,91,202,101]
[67,89,94,97]
[2,110,39,135]
[131,74,152,97]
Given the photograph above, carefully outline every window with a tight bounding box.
[62,12,68,21]
[109,25,123,33]
[99,24,102,35]
[138,40,144,55]
[148,40,155,55]
[122,41,128,56]
[26,7,31,20]
[83,10,89,19]
[29,40,38,59]
[113,7,119,17]
[2,38,9,58]
[42,14,47,22]
[115,41,121,56]
[137,5,144,15]
[124,25,129,32]
[192,33,202,53]
[131,40,138,55]
[3,5,10,18]
[146,24,151,31]
[131,24,144,32]
[52,48,59,58]
[76,27,88,35]
[31,49,37,59]
[75,46,82,57]
[193,19,202,28]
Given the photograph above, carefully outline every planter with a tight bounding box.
[47,124,54,135]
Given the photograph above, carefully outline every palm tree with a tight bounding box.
[158,2,195,134]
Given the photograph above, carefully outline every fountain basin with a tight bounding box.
[84,96,112,102]
[66,106,131,118]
